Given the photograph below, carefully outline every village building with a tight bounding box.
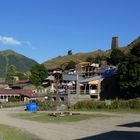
[42,75,56,93]
[0,64,118,108]
[62,73,83,90]
[47,67,63,75]
[0,89,34,102]
[0,78,9,89]
[80,75,103,100]
[76,62,99,78]
[0,82,9,89]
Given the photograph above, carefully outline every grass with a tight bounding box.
[0,124,41,140]
[13,112,111,123]
[104,108,140,114]
[68,108,140,114]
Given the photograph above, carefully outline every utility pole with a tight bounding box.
[76,73,80,95]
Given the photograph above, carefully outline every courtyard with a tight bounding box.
[0,107,140,140]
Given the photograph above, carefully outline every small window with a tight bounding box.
[60,97,64,102]
[52,97,56,101]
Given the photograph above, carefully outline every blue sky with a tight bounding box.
[0,0,140,63]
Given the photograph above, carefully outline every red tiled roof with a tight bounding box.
[0,89,34,98]
[0,82,8,85]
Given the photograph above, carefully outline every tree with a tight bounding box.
[65,61,76,70]
[67,50,72,55]
[86,56,102,63]
[86,57,94,62]
[131,45,140,57]
[6,65,17,86]
[16,72,29,80]
[118,45,140,98]
[118,55,140,99]
[29,64,48,87]
[94,56,103,63]
[110,49,125,65]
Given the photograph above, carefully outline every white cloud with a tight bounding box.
[0,35,21,46]
[25,41,31,46]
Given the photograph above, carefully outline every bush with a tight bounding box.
[110,100,128,109]
[65,61,76,70]
[37,100,56,111]
[73,100,105,110]
[128,98,140,109]
[72,98,140,110]
[1,102,26,108]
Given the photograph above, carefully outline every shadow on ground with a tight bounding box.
[78,131,140,140]
[118,122,140,128]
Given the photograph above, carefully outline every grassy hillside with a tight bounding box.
[0,50,38,77]
[121,36,140,53]
[44,50,109,69]
[43,36,140,69]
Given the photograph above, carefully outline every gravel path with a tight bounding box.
[0,107,140,140]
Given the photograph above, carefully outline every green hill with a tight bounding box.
[0,50,38,77]
[43,36,140,69]
[121,36,140,53]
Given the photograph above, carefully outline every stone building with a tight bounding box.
[76,62,99,78]
[0,89,34,102]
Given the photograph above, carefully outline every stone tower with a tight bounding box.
[111,37,119,50]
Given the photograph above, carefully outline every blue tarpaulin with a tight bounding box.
[102,69,117,78]
[26,102,37,112]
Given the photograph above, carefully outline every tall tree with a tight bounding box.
[67,50,72,55]
[86,56,102,63]
[16,72,29,80]
[65,61,76,70]
[118,55,140,99]
[29,64,48,87]
[6,65,17,86]
[131,45,140,57]
[110,49,125,65]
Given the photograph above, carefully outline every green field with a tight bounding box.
[0,124,41,140]
[13,112,111,123]
[69,108,140,114]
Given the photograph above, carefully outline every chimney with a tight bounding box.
[111,37,119,50]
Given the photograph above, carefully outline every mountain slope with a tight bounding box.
[121,36,140,53]
[43,50,108,69]
[43,36,140,69]
[0,50,38,77]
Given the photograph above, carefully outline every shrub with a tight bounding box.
[37,100,56,111]
[72,98,140,110]
[128,98,140,109]
[73,100,105,110]
[1,102,26,108]
[110,100,129,109]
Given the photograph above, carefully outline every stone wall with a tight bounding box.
[68,94,91,106]
[49,93,92,108]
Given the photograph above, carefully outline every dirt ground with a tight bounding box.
[0,107,140,140]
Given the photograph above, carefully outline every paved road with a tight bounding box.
[0,107,140,140]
